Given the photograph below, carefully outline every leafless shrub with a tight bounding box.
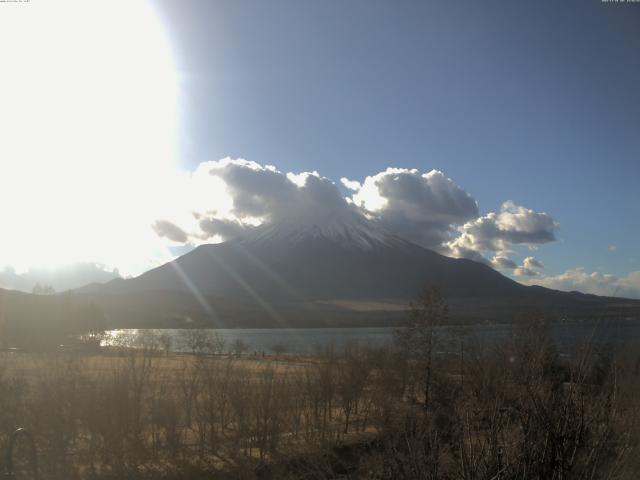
[179,329,225,355]
[232,338,250,357]
[0,302,636,479]
[271,343,288,359]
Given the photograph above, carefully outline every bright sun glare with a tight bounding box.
[0,1,180,274]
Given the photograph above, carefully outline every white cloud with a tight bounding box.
[197,217,255,240]
[158,161,562,278]
[515,267,537,277]
[152,220,189,244]
[609,245,617,252]
[166,158,363,243]
[514,256,545,277]
[347,168,479,248]
[176,163,490,253]
[340,177,362,192]
[0,145,568,291]
[523,256,544,269]
[492,255,518,270]
[447,201,558,262]
[525,269,640,299]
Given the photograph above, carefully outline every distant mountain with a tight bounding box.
[0,262,120,293]
[78,216,640,328]
[0,287,106,344]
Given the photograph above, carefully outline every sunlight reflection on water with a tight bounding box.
[100,321,639,355]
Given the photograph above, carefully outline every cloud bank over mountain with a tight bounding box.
[343,168,479,248]
[515,256,545,277]
[524,269,640,299]
[446,202,558,262]
[2,156,636,299]
[139,157,640,300]
[155,158,558,274]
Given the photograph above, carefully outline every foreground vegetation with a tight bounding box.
[1,294,639,479]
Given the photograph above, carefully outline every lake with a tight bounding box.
[102,320,640,355]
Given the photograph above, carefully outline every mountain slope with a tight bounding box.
[83,219,640,327]
[105,219,523,300]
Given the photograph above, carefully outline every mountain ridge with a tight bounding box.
[77,219,640,328]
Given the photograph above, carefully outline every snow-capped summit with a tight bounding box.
[240,213,408,251]
[102,210,525,305]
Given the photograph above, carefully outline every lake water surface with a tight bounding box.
[103,320,640,355]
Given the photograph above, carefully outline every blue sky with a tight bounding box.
[0,0,638,296]
[157,0,640,279]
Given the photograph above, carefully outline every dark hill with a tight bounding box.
[78,220,640,328]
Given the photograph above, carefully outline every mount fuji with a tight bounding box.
[79,216,640,328]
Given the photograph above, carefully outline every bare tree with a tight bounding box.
[232,338,250,357]
[336,343,372,434]
[396,287,448,410]
[271,342,288,359]
[179,328,225,355]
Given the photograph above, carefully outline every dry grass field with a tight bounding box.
[0,319,639,480]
